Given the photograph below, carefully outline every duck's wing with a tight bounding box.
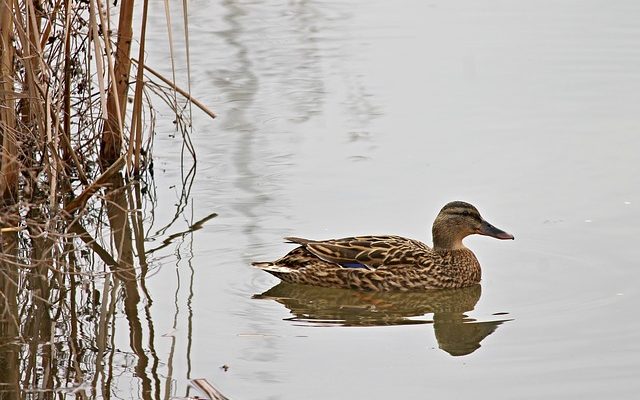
[285,235,431,270]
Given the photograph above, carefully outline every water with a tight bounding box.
[136,0,640,398]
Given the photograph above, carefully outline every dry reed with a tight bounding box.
[0,0,215,397]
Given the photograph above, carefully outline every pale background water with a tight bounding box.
[132,1,640,398]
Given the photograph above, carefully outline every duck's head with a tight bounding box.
[432,201,514,250]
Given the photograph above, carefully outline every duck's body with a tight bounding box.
[253,201,513,291]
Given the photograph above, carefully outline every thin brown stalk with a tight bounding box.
[55,109,89,184]
[128,182,148,277]
[0,0,18,203]
[63,0,73,164]
[182,0,193,120]
[68,222,119,268]
[39,0,64,50]
[89,0,109,119]
[64,154,126,213]
[162,0,178,113]
[190,378,230,400]
[133,59,217,119]
[129,0,150,176]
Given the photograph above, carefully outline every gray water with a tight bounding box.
[139,1,640,398]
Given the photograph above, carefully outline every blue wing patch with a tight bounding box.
[340,262,370,269]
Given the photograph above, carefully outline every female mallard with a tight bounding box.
[252,201,514,291]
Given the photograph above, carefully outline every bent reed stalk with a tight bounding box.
[0,0,213,397]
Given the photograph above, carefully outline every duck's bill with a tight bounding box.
[479,220,515,240]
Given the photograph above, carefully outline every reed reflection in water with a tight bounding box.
[0,170,218,399]
[255,283,511,356]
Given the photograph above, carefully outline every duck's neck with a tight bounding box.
[433,237,467,251]
[432,220,470,250]
[432,229,468,251]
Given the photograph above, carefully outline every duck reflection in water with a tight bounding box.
[254,283,511,356]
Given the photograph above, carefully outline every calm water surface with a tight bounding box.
[137,1,640,398]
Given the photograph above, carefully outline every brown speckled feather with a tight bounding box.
[253,236,482,290]
[253,202,513,291]
[286,235,430,269]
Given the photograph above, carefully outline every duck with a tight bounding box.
[252,201,514,291]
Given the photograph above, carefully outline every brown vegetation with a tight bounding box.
[0,0,214,397]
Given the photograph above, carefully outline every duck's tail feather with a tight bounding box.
[251,261,274,268]
[251,262,295,274]
[252,262,296,282]
[284,236,316,245]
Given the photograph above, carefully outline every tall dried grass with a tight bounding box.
[0,0,215,397]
